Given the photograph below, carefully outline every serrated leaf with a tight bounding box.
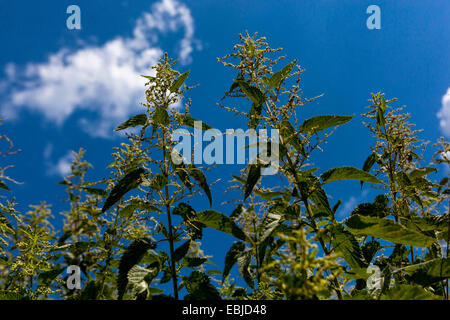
[235,80,265,106]
[310,187,333,218]
[346,214,435,247]
[197,210,247,241]
[376,97,387,131]
[169,71,190,93]
[408,167,437,180]
[223,242,245,281]
[127,265,158,294]
[331,225,366,269]
[102,168,146,213]
[149,174,168,191]
[380,284,439,300]
[173,240,190,262]
[188,165,212,206]
[280,120,305,157]
[179,115,212,130]
[117,238,155,300]
[230,204,244,218]
[244,164,261,200]
[152,105,169,127]
[321,166,384,185]
[114,114,147,131]
[183,271,221,300]
[0,291,27,300]
[238,251,254,289]
[249,103,262,129]
[258,213,282,244]
[183,257,208,268]
[37,268,65,286]
[266,60,296,88]
[361,153,377,189]
[120,199,163,218]
[299,115,353,134]
[396,258,450,286]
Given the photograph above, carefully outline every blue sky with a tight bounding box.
[0,0,449,282]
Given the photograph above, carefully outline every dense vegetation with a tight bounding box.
[0,33,449,300]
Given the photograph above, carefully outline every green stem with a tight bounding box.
[162,128,179,300]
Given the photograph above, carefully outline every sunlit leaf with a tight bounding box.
[346,214,436,247]
[321,166,384,185]
[169,71,190,93]
[299,115,353,134]
[197,210,247,241]
[114,114,147,131]
[265,60,296,88]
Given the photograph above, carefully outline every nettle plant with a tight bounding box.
[0,33,448,300]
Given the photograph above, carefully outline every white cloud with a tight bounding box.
[0,0,197,138]
[437,88,450,137]
[46,150,74,177]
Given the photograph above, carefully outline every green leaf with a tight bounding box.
[173,240,191,262]
[244,164,261,200]
[237,251,254,289]
[169,71,190,93]
[223,242,245,281]
[310,187,333,218]
[376,97,387,131]
[408,167,437,180]
[197,210,247,241]
[117,238,156,300]
[380,284,439,300]
[321,166,384,185]
[114,114,147,131]
[299,115,353,134]
[179,115,212,130]
[397,258,450,286]
[141,75,156,81]
[258,213,282,243]
[230,204,244,218]
[183,271,221,300]
[361,153,377,189]
[169,149,192,190]
[346,215,436,247]
[188,165,212,206]
[149,174,168,191]
[0,291,27,300]
[249,103,262,129]
[0,180,10,191]
[362,240,381,265]
[280,120,305,157]
[120,199,163,218]
[266,60,296,88]
[235,80,266,106]
[102,168,146,213]
[80,187,108,198]
[172,203,204,240]
[128,265,158,293]
[153,105,169,127]
[37,268,65,286]
[183,257,208,268]
[331,225,366,269]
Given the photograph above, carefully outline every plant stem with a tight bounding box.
[162,128,179,300]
